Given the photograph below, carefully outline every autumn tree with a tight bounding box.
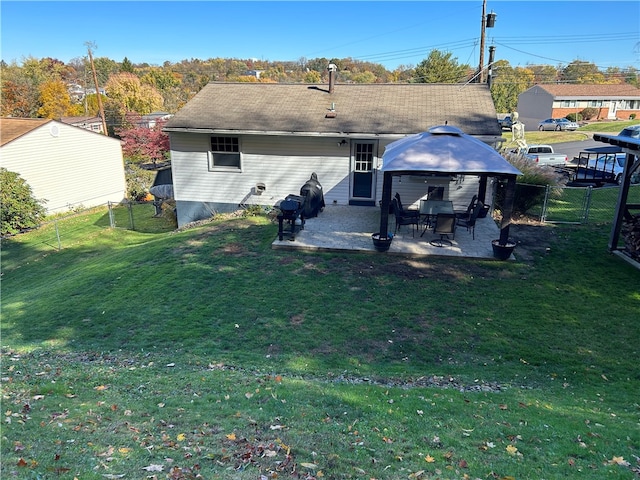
[116,117,170,165]
[105,72,164,118]
[528,65,559,84]
[490,61,535,113]
[412,50,471,83]
[1,79,36,117]
[120,57,135,73]
[302,70,321,83]
[37,79,81,118]
[561,60,605,84]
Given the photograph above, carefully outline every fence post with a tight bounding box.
[583,186,593,224]
[128,200,135,230]
[55,220,62,250]
[541,185,551,222]
[108,201,115,228]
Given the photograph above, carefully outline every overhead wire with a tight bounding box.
[346,31,639,70]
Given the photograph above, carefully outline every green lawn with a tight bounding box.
[1,208,639,479]
[501,119,640,146]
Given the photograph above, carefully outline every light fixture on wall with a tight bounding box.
[338,139,348,147]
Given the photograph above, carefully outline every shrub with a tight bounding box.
[495,153,567,216]
[0,168,47,235]
[125,163,156,200]
[630,113,637,120]
[579,107,599,120]
[566,112,582,122]
[160,200,177,227]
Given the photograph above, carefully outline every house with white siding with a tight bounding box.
[163,69,503,228]
[0,118,126,214]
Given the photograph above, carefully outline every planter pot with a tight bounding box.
[372,233,393,252]
[491,239,516,260]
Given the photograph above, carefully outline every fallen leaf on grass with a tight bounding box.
[506,445,518,455]
[226,433,236,441]
[142,464,164,472]
[606,456,630,466]
[300,462,318,469]
[424,455,435,463]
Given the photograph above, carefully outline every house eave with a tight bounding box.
[164,127,391,139]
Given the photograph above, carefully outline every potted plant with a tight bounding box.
[491,239,516,260]
[371,232,393,252]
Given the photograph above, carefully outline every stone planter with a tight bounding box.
[372,233,393,252]
[491,239,516,260]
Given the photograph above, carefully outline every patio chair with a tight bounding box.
[394,192,419,214]
[426,186,445,201]
[430,213,456,247]
[456,201,484,240]
[392,197,419,237]
[455,195,478,219]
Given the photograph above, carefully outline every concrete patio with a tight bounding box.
[272,204,512,260]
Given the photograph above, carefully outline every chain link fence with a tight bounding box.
[2,201,176,272]
[515,183,640,224]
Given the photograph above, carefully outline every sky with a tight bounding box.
[1,1,639,72]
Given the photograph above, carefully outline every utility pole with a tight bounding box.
[85,42,108,135]
[477,0,497,83]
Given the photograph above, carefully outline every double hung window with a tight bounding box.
[208,136,241,171]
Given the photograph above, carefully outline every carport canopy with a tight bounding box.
[378,125,522,244]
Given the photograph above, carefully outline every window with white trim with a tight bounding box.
[208,136,241,171]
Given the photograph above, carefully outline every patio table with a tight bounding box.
[419,200,454,237]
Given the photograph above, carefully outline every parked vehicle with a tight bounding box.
[537,118,579,131]
[618,124,640,139]
[512,144,569,167]
[570,151,640,186]
[498,116,513,130]
[585,153,625,184]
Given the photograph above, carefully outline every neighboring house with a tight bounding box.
[139,112,173,129]
[60,115,105,134]
[0,118,126,214]
[517,84,640,128]
[163,70,503,228]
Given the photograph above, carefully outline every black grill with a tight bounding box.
[277,195,305,241]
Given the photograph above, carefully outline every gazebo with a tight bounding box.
[377,126,522,252]
[593,131,640,266]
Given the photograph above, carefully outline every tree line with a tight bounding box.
[2,50,638,129]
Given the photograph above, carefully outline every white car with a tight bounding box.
[585,153,640,184]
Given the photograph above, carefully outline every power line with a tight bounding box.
[345,31,639,68]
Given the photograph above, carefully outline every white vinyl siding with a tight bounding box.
[0,121,126,214]
[170,133,350,207]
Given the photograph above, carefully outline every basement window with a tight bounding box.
[208,136,241,171]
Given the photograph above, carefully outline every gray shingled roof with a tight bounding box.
[164,82,501,137]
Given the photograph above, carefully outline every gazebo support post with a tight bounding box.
[498,175,516,244]
[378,171,394,238]
[478,175,488,203]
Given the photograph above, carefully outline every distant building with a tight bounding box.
[60,115,104,134]
[517,84,640,127]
